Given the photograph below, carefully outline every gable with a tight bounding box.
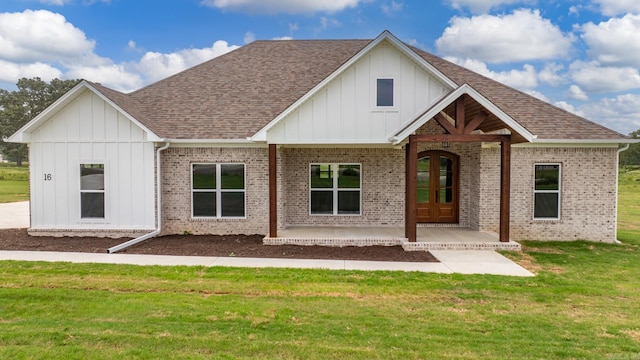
[8,82,161,144]
[266,40,451,144]
[27,89,149,143]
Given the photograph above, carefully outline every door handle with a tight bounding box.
[435,190,438,203]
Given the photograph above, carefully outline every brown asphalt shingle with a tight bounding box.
[127,39,371,140]
[90,38,628,141]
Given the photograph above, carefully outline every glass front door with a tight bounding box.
[416,151,459,223]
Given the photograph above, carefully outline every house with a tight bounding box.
[8,31,635,251]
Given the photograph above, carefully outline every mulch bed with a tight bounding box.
[0,228,437,263]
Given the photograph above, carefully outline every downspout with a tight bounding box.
[108,141,170,253]
[613,143,630,244]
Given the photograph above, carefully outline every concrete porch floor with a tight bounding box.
[264,226,522,251]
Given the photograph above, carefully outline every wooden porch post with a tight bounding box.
[499,139,511,242]
[405,137,417,242]
[269,144,277,238]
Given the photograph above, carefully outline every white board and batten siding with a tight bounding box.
[28,89,156,230]
[267,41,450,144]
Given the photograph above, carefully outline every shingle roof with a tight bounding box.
[92,37,627,141]
[127,39,371,140]
[410,47,627,140]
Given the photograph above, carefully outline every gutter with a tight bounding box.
[613,143,631,244]
[107,141,171,253]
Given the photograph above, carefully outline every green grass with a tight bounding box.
[618,168,640,231]
[0,167,639,358]
[0,163,29,203]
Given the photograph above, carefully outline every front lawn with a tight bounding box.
[0,167,638,358]
[0,163,29,203]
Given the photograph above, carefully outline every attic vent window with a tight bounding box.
[376,78,394,107]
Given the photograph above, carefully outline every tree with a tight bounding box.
[619,130,640,167]
[0,77,80,166]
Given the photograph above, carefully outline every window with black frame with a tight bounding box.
[192,163,245,218]
[310,164,361,215]
[80,164,105,219]
[534,164,561,219]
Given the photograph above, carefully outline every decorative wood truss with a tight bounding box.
[405,95,512,243]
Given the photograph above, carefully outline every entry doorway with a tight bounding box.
[416,150,459,223]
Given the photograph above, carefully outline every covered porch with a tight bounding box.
[264,226,521,251]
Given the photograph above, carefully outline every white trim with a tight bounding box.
[7,81,162,143]
[191,163,246,219]
[78,162,107,223]
[309,163,362,216]
[250,30,457,142]
[374,77,396,109]
[170,139,265,148]
[533,163,561,220]
[530,138,639,144]
[390,84,536,144]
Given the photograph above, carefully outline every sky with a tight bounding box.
[1,0,640,135]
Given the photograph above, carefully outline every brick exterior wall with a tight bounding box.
[479,146,618,242]
[158,139,619,243]
[161,147,270,235]
[282,147,406,226]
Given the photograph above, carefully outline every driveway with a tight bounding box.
[0,201,30,229]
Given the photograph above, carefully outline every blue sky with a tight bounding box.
[1,0,640,134]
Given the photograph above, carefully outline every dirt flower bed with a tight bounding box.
[0,228,437,263]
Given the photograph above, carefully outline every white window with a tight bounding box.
[534,164,561,219]
[80,164,105,219]
[376,78,394,107]
[310,164,361,215]
[192,163,245,218]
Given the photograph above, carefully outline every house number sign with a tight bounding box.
[44,173,52,181]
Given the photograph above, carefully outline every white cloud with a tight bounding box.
[436,9,573,63]
[579,93,640,133]
[0,10,95,62]
[570,60,640,93]
[66,63,143,92]
[133,40,239,85]
[201,0,362,14]
[243,31,255,44]
[580,14,640,67]
[538,63,565,86]
[0,9,240,93]
[319,16,342,30]
[0,60,62,83]
[381,1,403,15]
[592,0,640,16]
[272,36,293,40]
[444,0,532,14]
[554,101,585,117]
[568,85,589,101]
[446,57,538,90]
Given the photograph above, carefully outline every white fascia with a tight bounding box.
[168,139,266,148]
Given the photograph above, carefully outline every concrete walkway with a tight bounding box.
[0,250,534,276]
[0,201,533,276]
[0,201,29,229]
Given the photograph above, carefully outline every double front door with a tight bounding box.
[416,150,459,223]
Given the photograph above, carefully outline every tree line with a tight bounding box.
[0,78,80,166]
